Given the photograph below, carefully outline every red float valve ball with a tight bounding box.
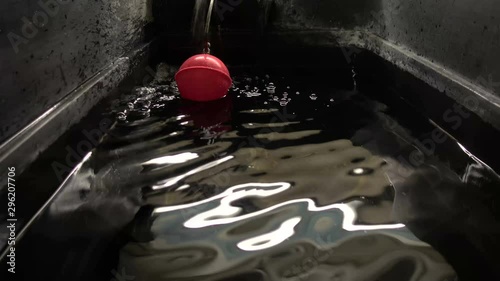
[175,54,232,102]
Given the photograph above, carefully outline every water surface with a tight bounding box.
[7,66,500,281]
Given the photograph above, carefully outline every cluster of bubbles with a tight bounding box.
[114,81,180,122]
[114,72,339,123]
[233,74,332,108]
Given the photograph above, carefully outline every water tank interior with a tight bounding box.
[1,1,500,280]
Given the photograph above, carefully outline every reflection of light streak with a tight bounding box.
[143,152,199,165]
[457,143,500,180]
[151,156,234,190]
[457,143,487,167]
[237,217,302,251]
[176,184,190,191]
[183,182,292,228]
[354,168,364,175]
[153,181,405,231]
[331,202,405,231]
[153,182,291,213]
[80,152,93,168]
[242,121,300,129]
[184,197,405,231]
[353,168,365,175]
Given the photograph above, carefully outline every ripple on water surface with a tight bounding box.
[42,71,500,281]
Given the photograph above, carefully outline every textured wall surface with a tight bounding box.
[0,0,151,143]
[372,0,500,94]
[271,0,500,97]
[2,0,499,143]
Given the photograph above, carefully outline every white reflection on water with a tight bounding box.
[153,182,292,214]
[237,217,302,252]
[153,182,405,231]
[151,156,234,190]
[143,152,199,165]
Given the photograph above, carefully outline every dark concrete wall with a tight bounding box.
[270,0,500,96]
[0,0,151,143]
[371,0,500,94]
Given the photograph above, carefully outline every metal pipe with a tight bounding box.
[203,0,215,53]
[205,0,215,38]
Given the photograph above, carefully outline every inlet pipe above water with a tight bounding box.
[176,0,233,102]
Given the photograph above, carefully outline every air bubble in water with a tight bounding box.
[159,95,176,101]
[117,112,126,121]
[154,85,169,93]
[135,87,156,96]
[296,91,300,95]
[246,90,261,97]
[267,83,276,94]
[170,82,179,95]
[136,99,151,109]
[330,99,335,102]
[279,98,291,107]
[127,102,134,109]
[310,94,318,101]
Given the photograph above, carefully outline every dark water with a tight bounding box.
[4,65,500,281]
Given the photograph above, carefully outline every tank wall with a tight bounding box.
[271,0,500,96]
[0,0,152,143]
[371,0,500,95]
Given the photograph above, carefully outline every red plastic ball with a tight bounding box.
[175,54,232,102]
